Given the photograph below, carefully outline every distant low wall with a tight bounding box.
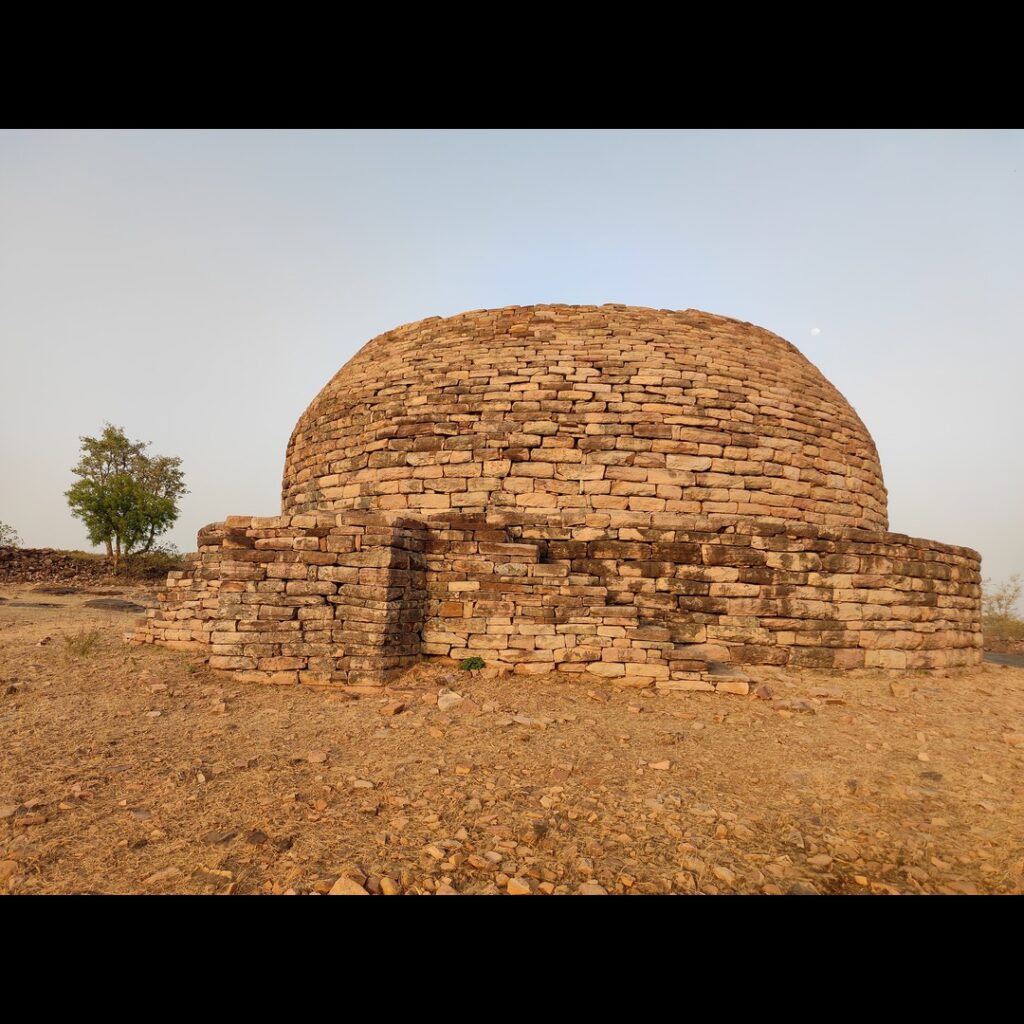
[136,511,982,689]
[0,547,115,585]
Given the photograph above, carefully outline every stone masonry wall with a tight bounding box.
[422,513,981,684]
[283,306,888,531]
[138,511,982,689]
[136,513,426,687]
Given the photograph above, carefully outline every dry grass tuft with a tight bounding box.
[63,629,102,658]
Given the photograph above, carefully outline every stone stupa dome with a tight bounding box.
[282,305,887,530]
[140,303,979,684]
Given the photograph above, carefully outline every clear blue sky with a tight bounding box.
[1,129,1020,588]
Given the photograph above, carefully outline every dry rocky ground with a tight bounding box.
[2,582,1022,896]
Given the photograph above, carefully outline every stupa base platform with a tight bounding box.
[135,511,982,689]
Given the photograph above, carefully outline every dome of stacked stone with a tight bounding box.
[283,305,887,530]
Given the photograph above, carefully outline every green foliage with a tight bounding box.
[125,543,186,579]
[65,424,187,569]
[459,656,486,671]
[0,521,20,547]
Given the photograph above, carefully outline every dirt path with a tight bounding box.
[2,585,1022,895]
[985,652,1024,669]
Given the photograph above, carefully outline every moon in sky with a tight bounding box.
[810,327,821,335]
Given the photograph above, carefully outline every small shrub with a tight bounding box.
[126,543,185,579]
[984,615,1024,643]
[64,629,102,658]
[459,656,486,671]
[66,550,107,562]
[0,521,21,547]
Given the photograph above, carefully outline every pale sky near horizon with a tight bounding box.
[1,129,1021,591]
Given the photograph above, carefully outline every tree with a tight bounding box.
[982,573,1022,620]
[65,424,187,569]
[0,522,21,547]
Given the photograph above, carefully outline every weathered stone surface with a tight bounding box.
[715,680,751,696]
[329,876,369,895]
[437,690,464,713]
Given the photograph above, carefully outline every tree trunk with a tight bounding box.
[105,538,113,559]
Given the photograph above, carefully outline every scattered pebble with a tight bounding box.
[143,867,180,885]
[329,877,369,896]
[437,690,463,712]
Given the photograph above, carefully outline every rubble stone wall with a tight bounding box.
[422,513,982,682]
[137,511,982,688]
[136,514,426,687]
